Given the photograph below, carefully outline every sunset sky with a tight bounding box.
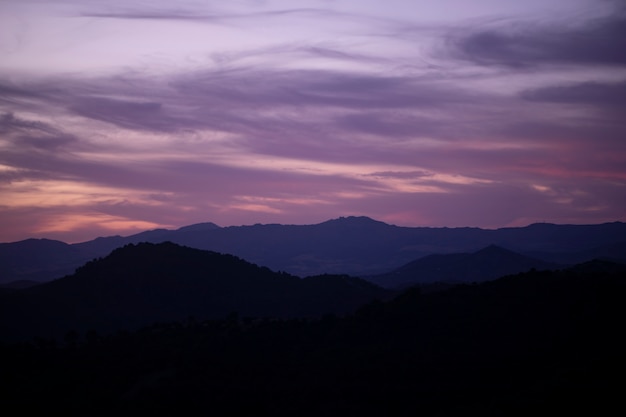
[1,0,625,243]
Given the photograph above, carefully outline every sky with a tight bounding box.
[1,0,625,243]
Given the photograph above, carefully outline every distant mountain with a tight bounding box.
[526,241,626,265]
[1,216,625,283]
[0,242,388,341]
[367,245,561,288]
[0,238,86,283]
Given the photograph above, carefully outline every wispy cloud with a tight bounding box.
[521,80,626,108]
[446,13,626,67]
[0,0,624,242]
[79,7,335,22]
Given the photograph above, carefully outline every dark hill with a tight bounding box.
[368,244,560,288]
[0,242,388,341]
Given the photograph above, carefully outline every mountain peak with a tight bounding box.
[322,216,389,226]
[177,222,221,232]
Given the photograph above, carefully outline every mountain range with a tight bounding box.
[2,222,625,414]
[2,216,626,284]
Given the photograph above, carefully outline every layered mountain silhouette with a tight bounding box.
[0,242,388,341]
[368,244,560,288]
[2,216,626,284]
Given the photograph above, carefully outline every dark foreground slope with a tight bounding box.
[0,242,388,341]
[2,261,625,416]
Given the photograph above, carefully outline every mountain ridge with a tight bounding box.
[1,217,625,283]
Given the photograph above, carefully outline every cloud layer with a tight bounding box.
[0,0,625,242]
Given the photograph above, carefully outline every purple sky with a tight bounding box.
[1,0,625,243]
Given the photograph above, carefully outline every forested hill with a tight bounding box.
[0,242,388,341]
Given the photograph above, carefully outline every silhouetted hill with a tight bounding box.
[0,242,388,341]
[2,217,625,283]
[2,260,624,416]
[368,244,560,288]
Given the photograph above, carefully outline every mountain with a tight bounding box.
[2,216,625,283]
[0,238,86,283]
[0,242,388,341]
[367,244,561,288]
